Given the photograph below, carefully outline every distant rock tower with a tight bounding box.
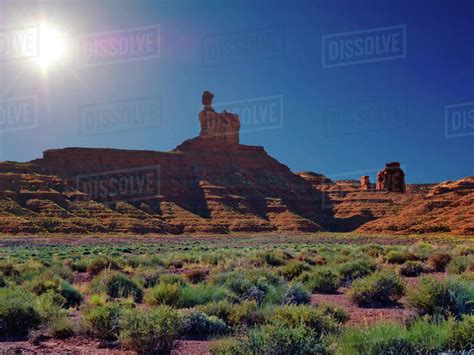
[360,176,371,190]
[376,162,406,193]
[199,91,240,145]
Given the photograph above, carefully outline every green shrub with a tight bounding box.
[315,303,349,323]
[89,272,143,303]
[282,283,310,305]
[145,282,181,307]
[58,281,82,308]
[87,257,121,275]
[280,262,309,280]
[178,284,230,308]
[271,305,340,335]
[398,261,424,277]
[186,269,208,284]
[255,251,286,266]
[24,274,61,296]
[84,303,121,340]
[0,287,41,337]
[159,273,185,285]
[428,252,452,272]
[197,300,233,323]
[181,310,228,339]
[119,306,181,354]
[50,314,75,339]
[407,277,474,319]
[348,271,405,306]
[69,260,87,272]
[209,337,242,355]
[228,300,265,328]
[385,250,418,264]
[447,315,474,350]
[338,259,378,284]
[242,321,326,354]
[298,269,339,294]
[447,256,474,274]
[0,274,6,288]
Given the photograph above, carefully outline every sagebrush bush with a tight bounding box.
[197,300,233,323]
[58,281,83,308]
[399,261,424,277]
[180,310,228,339]
[178,283,230,308]
[407,277,474,319]
[87,257,121,275]
[84,302,121,340]
[428,252,452,272]
[227,300,265,328]
[209,337,242,355]
[348,271,405,306]
[338,259,378,284]
[119,306,182,354]
[49,314,75,339]
[279,262,309,280]
[447,256,473,274]
[0,274,6,288]
[89,272,143,303]
[145,282,181,307]
[298,269,339,293]
[315,303,349,323]
[0,287,41,337]
[282,283,310,305]
[385,250,418,264]
[186,269,208,283]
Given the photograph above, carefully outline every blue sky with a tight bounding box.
[0,0,473,183]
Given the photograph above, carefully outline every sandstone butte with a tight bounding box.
[0,92,472,236]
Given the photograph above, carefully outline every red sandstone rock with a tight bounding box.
[360,176,371,191]
[376,162,406,193]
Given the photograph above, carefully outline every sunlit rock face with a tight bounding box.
[376,162,406,193]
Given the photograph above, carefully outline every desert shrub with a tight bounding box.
[348,271,405,306]
[36,290,66,321]
[256,251,286,266]
[168,259,184,269]
[282,283,310,305]
[58,281,82,308]
[447,315,474,350]
[119,306,181,354]
[145,282,181,307]
[197,300,233,323]
[159,273,185,285]
[24,274,61,296]
[315,303,349,323]
[186,269,208,284]
[399,261,424,277]
[84,303,121,340]
[178,284,230,308]
[242,321,326,354]
[385,250,418,264]
[298,269,339,294]
[0,275,6,288]
[137,270,160,288]
[209,337,242,355]
[227,300,265,328]
[0,261,18,277]
[338,259,378,284]
[407,277,474,319]
[447,255,474,274]
[271,304,340,335]
[49,314,75,339]
[87,257,121,275]
[279,262,309,280]
[0,287,41,337]
[69,260,87,273]
[180,310,228,339]
[428,252,452,272]
[89,272,143,303]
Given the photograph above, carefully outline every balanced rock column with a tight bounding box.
[376,162,406,193]
[360,176,371,190]
[199,91,240,145]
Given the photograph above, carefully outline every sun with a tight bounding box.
[35,23,69,71]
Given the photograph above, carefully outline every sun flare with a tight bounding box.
[35,23,68,70]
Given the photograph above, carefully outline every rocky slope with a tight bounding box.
[0,93,472,235]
